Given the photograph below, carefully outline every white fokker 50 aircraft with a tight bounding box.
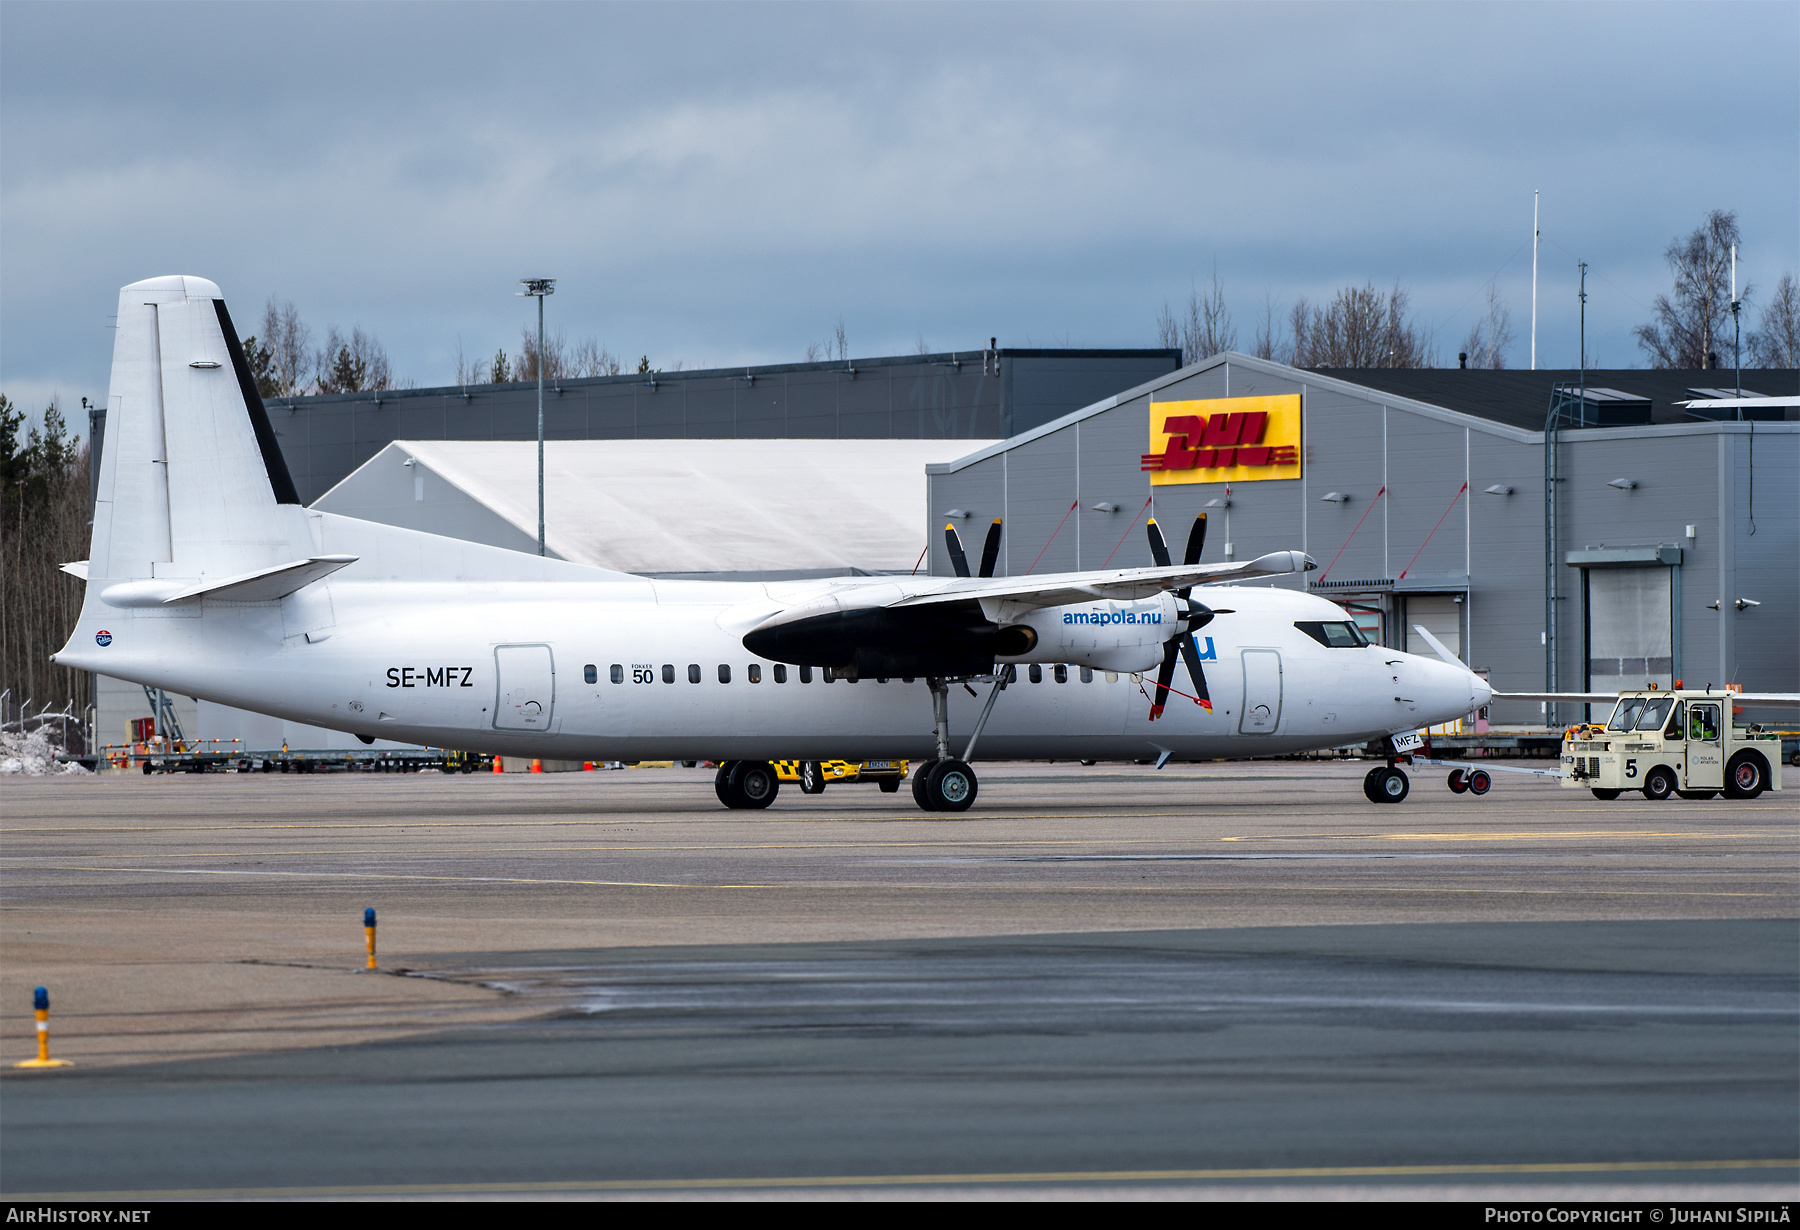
[54,276,1491,811]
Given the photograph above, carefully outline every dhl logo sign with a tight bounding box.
[1142,394,1302,485]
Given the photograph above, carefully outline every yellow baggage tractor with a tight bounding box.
[773,759,909,795]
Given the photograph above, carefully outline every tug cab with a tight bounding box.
[1560,688,1783,801]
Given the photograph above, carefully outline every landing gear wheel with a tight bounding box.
[1724,752,1767,800]
[726,760,780,809]
[878,777,900,793]
[1641,766,1677,801]
[1591,788,1622,801]
[799,761,826,795]
[1465,769,1491,796]
[922,759,977,813]
[912,759,939,810]
[1677,790,1717,800]
[714,762,738,807]
[1362,767,1386,803]
[1373,767,1409,803]
[1447,769,1469,794]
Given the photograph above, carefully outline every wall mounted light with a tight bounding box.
[1607,478,1636,490]
[1090,502,1118,513]
[1204,497,1230,508]
[1484,484,1513,495]
[942,509,971,520]
[1320,491,1350,503]
[1736,598,1761,610]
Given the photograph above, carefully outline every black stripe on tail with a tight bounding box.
[213,298,301,505]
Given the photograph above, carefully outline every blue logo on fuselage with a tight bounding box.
[1195,636,1216,660]
[95,630,112,647]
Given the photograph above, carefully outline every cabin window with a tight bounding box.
[688,664,702,684]
[662,664,675,684]
[1029,664,1042,683]
[609,664,623,684]
[718,664,731,684]
[800,665,813,683]
[748,664,761,683]
[583,664,597,684]
[1054,664,1068,683]
[774,664,787,683]
[1080,666,1094,683]
[1105,671,1118,683]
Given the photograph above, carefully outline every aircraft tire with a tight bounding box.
[1591,788,1622,801]
[1447,769,1469,794]
[1375,767,1409,803]
[800,761,826,794]
[925,759,978,813]
[728,760,780,809]
[714,762,738,808]
[1641,767,1676,801]
[1466,769,1491,796]
[1362,767,1386,803]
[912,760,939,810]
[1724,752,1768,800]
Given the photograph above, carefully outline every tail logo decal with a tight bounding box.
[95,631,112,647]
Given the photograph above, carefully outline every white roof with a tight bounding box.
[388,439,998,574]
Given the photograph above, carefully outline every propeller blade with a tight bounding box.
[1145,518,1172,568]
[1178,631,1214,712]
[945,523,970,578]
[1148,639,1180,720]
[978,519,1003,578]
[1183,513,1208,566]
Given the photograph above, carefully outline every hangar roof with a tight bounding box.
[316,438,998,576]
[1314,367,1799,430]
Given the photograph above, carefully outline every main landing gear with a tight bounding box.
[714,760,780,809]
[1362,764,1410,803]
[910,671,1010,813]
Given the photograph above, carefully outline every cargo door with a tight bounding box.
[1685,701,1723,789]
[1239,649,1282,734]
[494,644,555,731]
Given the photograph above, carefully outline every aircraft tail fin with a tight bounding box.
[88,275,307,586]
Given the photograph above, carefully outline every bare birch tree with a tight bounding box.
[1292,282,1431,368]
[1634,210,1742,369]
[1748,272,1799,368]
[1460,284,1516,369]
[1156,270,1237,366]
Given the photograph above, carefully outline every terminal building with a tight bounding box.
[86,346,1797,751]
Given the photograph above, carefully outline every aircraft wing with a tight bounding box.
[1495,691,1800,707]
[888,550,1315,612]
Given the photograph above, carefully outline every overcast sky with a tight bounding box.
[4,1,1796,418]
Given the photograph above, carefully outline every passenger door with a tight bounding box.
[1239,649,1283,734]
[494,644,555,731]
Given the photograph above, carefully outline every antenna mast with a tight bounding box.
[1530,191,1539,369]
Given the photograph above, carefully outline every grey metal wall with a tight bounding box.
[928,355,1799,725]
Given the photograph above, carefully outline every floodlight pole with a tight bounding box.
[519,278,556,555]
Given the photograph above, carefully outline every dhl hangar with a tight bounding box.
[87,347,1796,748]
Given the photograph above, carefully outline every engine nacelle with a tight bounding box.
[986,593,1177,674]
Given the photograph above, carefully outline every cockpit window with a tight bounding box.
[1606,698,1646,732]
[1295,621,1368,648]
[1634,697,1673,732]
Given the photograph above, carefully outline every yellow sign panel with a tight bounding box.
[1143,395,1302,486]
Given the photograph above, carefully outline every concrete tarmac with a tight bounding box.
[2,762,1795,1198]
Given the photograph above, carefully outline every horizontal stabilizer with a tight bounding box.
[60,561,89,581]
[161,555,359,604]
